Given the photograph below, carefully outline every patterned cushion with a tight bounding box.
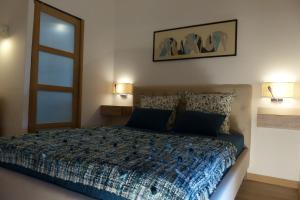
[140,95,180,110]
[185,93,234,134]
[140,95,180,130]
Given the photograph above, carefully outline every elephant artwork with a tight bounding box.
[159,34,202,58]
[153,19,237,61]
[202,31,228,53]
[181,33,202,55]
[159,31,228,58]
[159,38,178,57]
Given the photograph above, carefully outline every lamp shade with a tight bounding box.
[262,82,294,98]
[114,83,133,95]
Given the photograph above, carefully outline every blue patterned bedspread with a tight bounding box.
[0,127,237,200]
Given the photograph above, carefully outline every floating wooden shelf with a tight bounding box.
[100,105,133,126]
[100,105,133,117]
[257,107,300,130]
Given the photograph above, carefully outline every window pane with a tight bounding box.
[38,51,74,87]
[40,12,75,53]
[37,91,73,124]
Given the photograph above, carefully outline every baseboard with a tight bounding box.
[246,173,298,189]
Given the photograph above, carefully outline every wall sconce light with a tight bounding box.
[0,25,9,38]
[262,82,294,103]
[113,83,133,98]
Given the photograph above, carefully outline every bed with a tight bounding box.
[0,84,252,200]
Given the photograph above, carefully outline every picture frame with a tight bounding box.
[153,19,238,62]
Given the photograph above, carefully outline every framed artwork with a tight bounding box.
[153,19,238,62]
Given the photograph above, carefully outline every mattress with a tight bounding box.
[0,127,243,200]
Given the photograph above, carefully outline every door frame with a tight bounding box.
[28,0,84,132]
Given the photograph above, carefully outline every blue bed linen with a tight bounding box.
[118,126,244,157]
[0,127,238,200]
[218,133,244,156]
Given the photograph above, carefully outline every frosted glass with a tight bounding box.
[40,12,75,53]
[37,91,73,124]
[38,52,74,87]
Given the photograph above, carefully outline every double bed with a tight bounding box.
[0,84,252,200]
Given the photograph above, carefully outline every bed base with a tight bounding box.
[211,148,249,200]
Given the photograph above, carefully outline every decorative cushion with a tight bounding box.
[140,95,180,130]
[126,108,172,132]
[140,95,180,110]
[173,111,226,136]
[185,93,234,133]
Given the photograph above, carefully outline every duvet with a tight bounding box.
[0,127,237,200]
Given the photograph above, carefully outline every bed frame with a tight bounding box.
[0,84,252,200]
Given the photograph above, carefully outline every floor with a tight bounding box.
[236,180,299,200]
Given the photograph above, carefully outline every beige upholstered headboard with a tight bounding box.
[133,84,252,148]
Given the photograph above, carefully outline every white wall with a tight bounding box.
[113,0,300,181]
[0,0,116,136]
[0,0,29,135]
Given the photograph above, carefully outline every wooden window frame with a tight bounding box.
[29,0,84,132]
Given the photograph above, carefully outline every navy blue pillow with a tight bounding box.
[173,111,226,136]
[126,108,172,132]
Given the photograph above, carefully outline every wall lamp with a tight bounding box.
[0,25,9,38]
[262,82,294,103]
[113,83,133,98]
